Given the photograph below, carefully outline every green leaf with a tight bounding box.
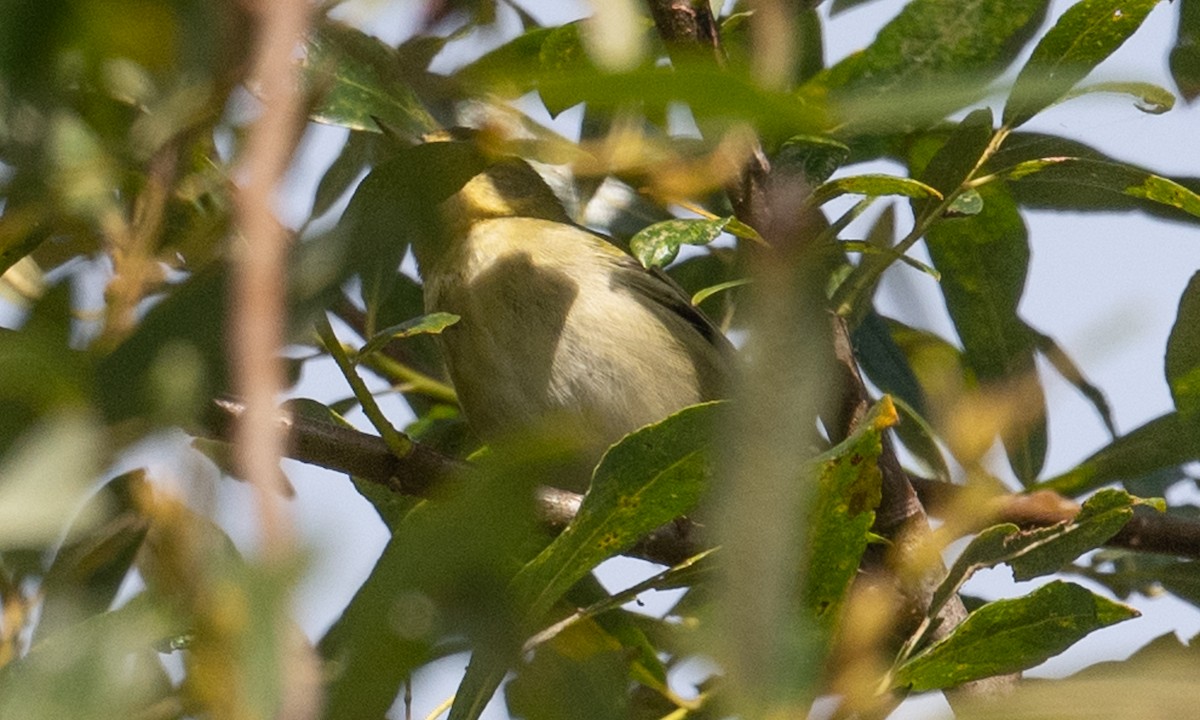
[0,594,179,720]
[804,398,890,631]
[630,218,731,268]
[357,312,460,360]
[989,133,1200,224]
[1170,0,1200,101]
[1004,0,1164,127]
[852,311,930,417]
[945,188,984,216]
[507,623,631,720]
[1166,272,1200,418]
[321,456,544,720]
[1060,80,1175,114]
[0,413,106,551]
[691,278,750,307]
[915,109,995,203]
[1000,157,1200,219]
[896,580,1138,691]
[36,470,150,640]
[95,265,230,428]
[771,135,851,185]
[1039,412,1200,496]
[910,483,1136,643]
[311,131,378,219]
[533,64,827,142]
[818,0,1049,131]
[1006,489,1135,581]
[891,396,952,481]
[924,182,1047,483]
[303,19,437,136]
[1031,327,1117,436]
[811,174,942,205]
[448,402,720,720]
[515,402,719,623]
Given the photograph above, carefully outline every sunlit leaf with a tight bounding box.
[357,312,460,360]
[896,581,1138,691]
[1004,0,1164,127]
[1000,157,1200,219]
[630,218,731,268]
[811,174,942,205]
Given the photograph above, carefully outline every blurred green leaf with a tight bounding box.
[1166,271,1200,418]
[36,470,150,640]
[0,285,91,456]
[0,594,179,720]
[1040,411,1200,496]
[456,23,594,105]
[1171,0,1200,101]
[1004,0,1164,127]
[818,0,1048,132]
[304,19,437,137]
[533,64,827,142]
[94,266,228,428]
[630,218,731,269]
[897,580,1138,691]
[311,130,377,220]
[0,412,105,551]
[507,622,631,720]
[321,443,550,720]
[852,311,929,417]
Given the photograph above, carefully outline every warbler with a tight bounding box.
[410,154,732,475]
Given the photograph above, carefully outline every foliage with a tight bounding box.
[0,0,1198,719]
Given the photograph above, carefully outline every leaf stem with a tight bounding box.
[316,314,414,458]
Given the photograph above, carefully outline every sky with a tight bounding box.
[203,1,1200,717]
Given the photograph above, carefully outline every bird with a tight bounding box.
[408,152,732,484]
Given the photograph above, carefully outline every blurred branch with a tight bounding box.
[230,0,312,555]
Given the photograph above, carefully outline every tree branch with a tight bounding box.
[203,399,703,565]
